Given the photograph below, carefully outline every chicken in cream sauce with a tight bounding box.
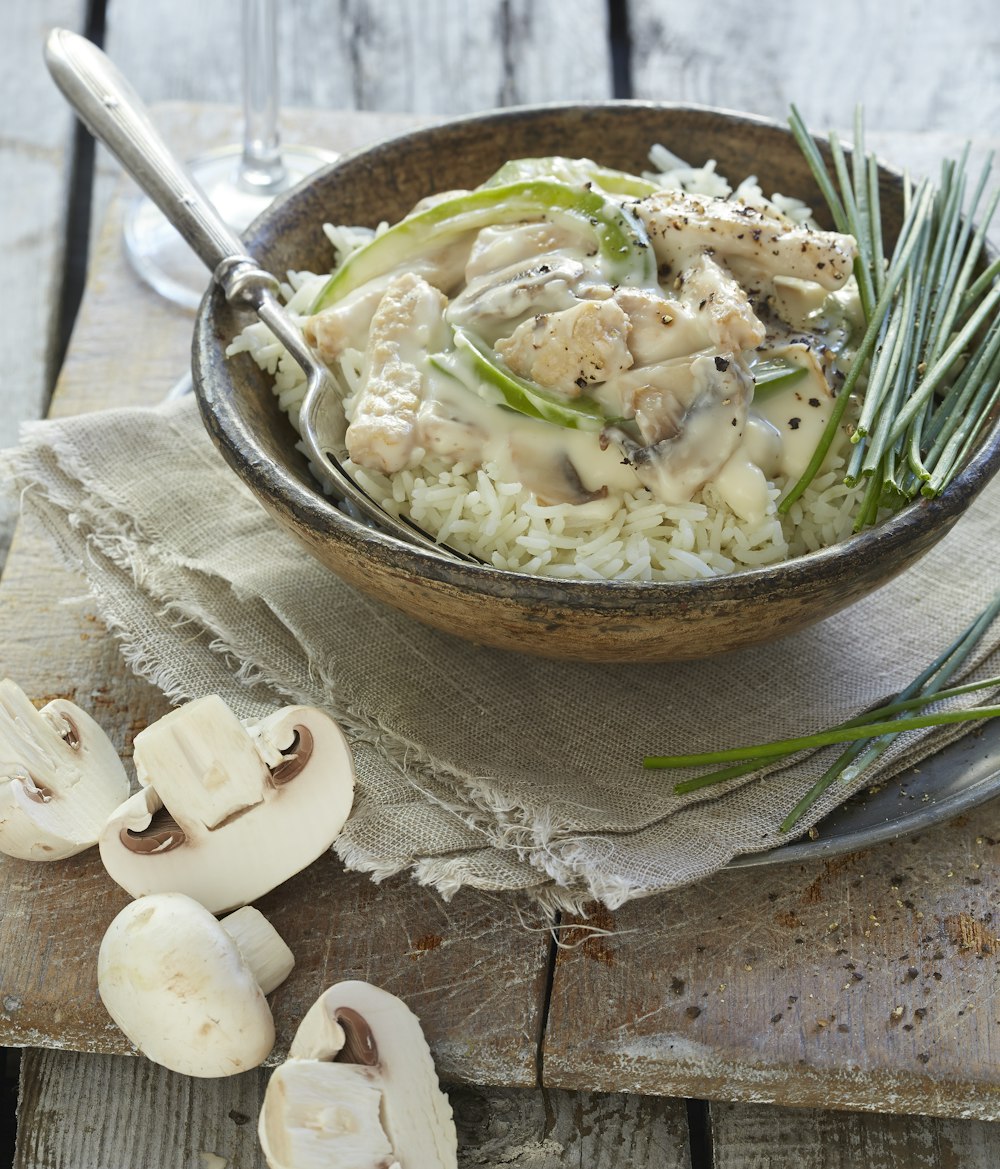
[302,157,861,525]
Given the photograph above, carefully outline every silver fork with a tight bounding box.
[44,27,472,564]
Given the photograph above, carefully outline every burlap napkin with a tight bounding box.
[4,394,999,910]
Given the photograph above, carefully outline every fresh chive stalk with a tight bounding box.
[649,707,1000,769]
[646,589,1000,832]
[780,108,999,521]
[778,179,935,513]
[866,152,886,298]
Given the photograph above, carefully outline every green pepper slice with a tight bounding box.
[484,156,661,199]
[751,357,809,399]
[311,179,656,313]
[431,328,606,431]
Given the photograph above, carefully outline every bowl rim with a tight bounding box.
[193,99,1000,610]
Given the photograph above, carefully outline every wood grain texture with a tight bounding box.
[104,0,613,114]
[628,0,1000,139]
[544,807,1000,1118]
[0,1,87,563]
[9,51,1000,1169]
[0,847,552,1086]
[711,1100,1000,1168]
[12,3,1000,1164]
[9,102,1000,1111]
[0,109,551,1089]
[14,1049,693,1169]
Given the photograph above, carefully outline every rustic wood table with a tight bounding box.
[4,2,1000,1166]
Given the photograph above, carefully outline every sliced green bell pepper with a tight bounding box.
[432,327,606,431]
[484,156,660,199]
[311,179,656,313]
[751,357,809,399]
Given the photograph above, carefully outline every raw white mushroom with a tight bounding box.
[259,980,458,1169]
[99,695,355,913]
[98,892,294,1078]
[0,678,130,860]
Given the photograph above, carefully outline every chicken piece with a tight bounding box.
[303,279,389,364]
[613,287,706,366]
[447,256,586,343]
[605,353,753,505]
[345,273,448,474]
[769,275,831,330]
[304,239,471,364]
[675,253,767,353]
[636,192,857,290]
[465,222,583,282]
[495,298,633,397]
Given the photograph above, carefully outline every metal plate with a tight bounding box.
[729,718,1000,867]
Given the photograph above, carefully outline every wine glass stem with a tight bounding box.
[240,0,286,192]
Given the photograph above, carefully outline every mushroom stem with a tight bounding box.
[134,695,268,829]
[220,906,295,995]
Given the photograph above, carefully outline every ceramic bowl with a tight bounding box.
[192,103,1000,662]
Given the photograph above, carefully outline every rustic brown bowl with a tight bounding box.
[192,102,1000,662]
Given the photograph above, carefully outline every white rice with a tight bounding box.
[226,148,865,582]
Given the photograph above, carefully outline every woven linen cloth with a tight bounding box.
[4,394,1000,910]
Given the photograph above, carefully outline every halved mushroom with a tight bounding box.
[0,679,130,860]
[99,695,355,913]
[259,980,458,1169]
[98,892,294,1078]
[605,353,754,505]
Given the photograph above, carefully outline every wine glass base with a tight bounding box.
[123,143,338,311]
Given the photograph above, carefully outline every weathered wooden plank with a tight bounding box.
[711,1100,1000,1168]
[544,808,1000,1118]
[0,846,551,1085]
[628,0,1000,139]
[0,109,551,1089]
[1,1049,16,1168]
[97,0,608,276]
[104,0,613,113]
[14,1048,693,1168]
[451,1084,692,1168]
[0,1,87,563]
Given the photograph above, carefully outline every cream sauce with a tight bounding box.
[313,170,861,512]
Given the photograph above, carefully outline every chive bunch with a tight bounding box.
[645,590,1000,831]
[779,107,1000,529]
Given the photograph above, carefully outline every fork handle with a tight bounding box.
[45,27,272,305]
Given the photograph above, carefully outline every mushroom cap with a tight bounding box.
[97,892,277,1078]
[99,699,355,913]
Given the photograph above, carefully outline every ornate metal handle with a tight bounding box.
[44,27,272,307]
